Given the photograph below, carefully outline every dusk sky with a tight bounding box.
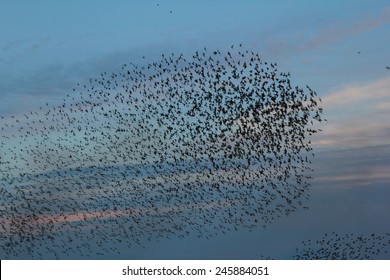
[1,0,390,259]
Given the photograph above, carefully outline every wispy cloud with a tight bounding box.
[314,166,390,188]
[256,5,390,61]
[324,77,390,109]
[310,143,390,191]
[300,6,390,51]
[313,77,390,149]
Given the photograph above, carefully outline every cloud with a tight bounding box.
[312,77,390,149]
[376,101,390,110]
[299,6,390,51]
[314,167,390,188]
[323,77,390,109]
[252,5,390,61]
[7,199,234,231]
[310,144,390,191]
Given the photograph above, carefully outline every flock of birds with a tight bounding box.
[293,232,390,260]
[0,45,385,260]
[0,45,323,258]
[260,232,390,260]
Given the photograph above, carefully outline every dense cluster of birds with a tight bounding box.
[293,232,390,260]
[0,45,324,258]
[259,232,390,260]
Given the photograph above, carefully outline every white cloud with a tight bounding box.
[313,77,390,149]
[323,77,390,109]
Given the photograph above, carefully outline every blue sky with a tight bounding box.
[0,0,390,259]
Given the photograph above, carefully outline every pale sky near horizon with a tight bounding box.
[1,0,390,259]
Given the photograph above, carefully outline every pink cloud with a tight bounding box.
[0,198,236,235]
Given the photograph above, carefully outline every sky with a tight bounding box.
[0,0,390,259]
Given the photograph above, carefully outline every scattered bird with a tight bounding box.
[0,45,324,259]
